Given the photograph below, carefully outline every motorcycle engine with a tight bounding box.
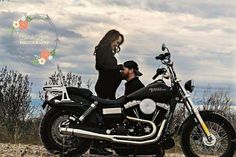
[124,98,169,122]
[107,121,153,136]
[107,99,169,136]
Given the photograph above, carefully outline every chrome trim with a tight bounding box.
[156,102,170,110]
[178,81,212,137]
[152,110,160,121]
[79,102,97,122]
[59,116,166,145]
[103,108,122,115]
[43,65,74,103]
[124,100,169,111]
[133,108,140,118]
[124,100,141,109]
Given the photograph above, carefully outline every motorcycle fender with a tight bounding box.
[42,94,91,109]
[42,95,99,126]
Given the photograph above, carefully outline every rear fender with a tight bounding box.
[42,94,91,109]
[42,94,99,127]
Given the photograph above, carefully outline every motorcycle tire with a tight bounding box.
[40,107,92,156]
[180,112,235,157]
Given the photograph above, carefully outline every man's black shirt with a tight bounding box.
[125,77,145,95]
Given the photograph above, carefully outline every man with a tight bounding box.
[122,60,145,95]
[121,60,165,157]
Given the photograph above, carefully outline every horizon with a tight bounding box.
[0,0,235,104]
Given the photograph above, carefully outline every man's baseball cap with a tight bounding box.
[123,60,143,76]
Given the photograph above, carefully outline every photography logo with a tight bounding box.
[0,0,10,7]
[0,0,10,3]
[10,14,59,65]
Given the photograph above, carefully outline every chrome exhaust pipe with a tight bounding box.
[60,116,156,141]
[59,116,166,145]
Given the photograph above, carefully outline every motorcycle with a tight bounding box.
[40,44,236,157]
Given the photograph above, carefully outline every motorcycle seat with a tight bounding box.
[67,87,93,98]
[90,95,126,106]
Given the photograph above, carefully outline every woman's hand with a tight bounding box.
[118,64,124,70]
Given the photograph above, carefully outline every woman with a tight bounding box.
[94,29,124,99]
[91,29,124,155]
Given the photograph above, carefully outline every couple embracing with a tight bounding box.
[92,29,145,155]
[94,29,144,99]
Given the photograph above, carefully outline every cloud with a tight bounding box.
[89,0,236,18]
[0,0,235,99]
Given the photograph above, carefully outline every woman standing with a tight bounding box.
[94,29,124,99]
[91,29,124,155]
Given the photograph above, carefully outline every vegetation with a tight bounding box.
[0,66,34,143]
[0,66,235,149]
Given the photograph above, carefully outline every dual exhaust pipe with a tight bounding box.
[59,116,166,145]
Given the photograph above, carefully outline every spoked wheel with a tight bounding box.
[40,108,92,156]
[181,113,236,157]
[51,115,79,150]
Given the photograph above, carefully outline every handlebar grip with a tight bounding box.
[152,73,159,80]
[152,68,167,80]
[156,68,167,74]
[155,53,170,60]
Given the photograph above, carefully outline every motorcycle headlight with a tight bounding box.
[184,80,195,93]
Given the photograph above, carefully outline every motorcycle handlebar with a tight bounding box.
[152,68,167,80]
[155,52,170,60]
[152,73,159,80]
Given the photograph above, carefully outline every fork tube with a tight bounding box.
[177,81,211,137]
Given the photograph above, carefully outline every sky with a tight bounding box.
[0,0,235,101]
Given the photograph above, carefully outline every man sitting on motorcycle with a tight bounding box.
[121,60,165,157]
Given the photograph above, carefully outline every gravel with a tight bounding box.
[0,143,235,157]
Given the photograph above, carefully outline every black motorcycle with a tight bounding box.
[40,44,236,157]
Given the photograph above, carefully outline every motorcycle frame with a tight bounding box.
[162,58,213,140]
[43,58,213,144]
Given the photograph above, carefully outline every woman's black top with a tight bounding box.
[95,44,123,99]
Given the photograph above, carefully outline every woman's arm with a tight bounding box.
[95,46,123,70]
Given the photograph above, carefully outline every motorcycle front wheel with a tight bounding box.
[40,107,92,156]
[180,112,235,157]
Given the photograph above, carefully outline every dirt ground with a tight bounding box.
[0,143,185,157]
[0,143,235,157]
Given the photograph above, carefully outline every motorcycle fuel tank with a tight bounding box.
[126,80,172,103]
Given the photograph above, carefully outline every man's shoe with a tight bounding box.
[90,147,113,155]
[232,139,236,143]
[162,137,175,149]
[155,148,165,157]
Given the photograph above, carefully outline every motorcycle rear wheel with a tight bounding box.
[40,108,92,156]
[180,113,235,157]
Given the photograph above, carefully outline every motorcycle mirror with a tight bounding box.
[162,43,166,51]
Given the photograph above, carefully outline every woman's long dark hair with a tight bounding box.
[94,29,124,55]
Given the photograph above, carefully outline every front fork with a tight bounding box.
[177,81,213,141]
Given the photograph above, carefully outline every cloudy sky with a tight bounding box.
[0,0,235,99]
